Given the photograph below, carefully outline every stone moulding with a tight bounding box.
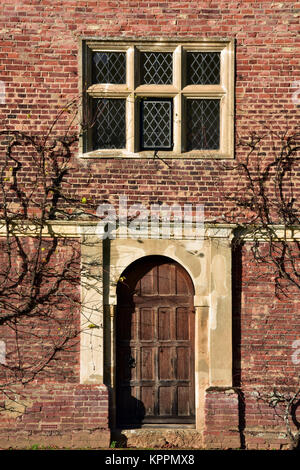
[0,221,298,240]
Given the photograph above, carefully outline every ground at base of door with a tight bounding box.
[111,428,204,449]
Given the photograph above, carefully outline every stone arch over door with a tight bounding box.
[115,255,195,427]
[104,234,233,430]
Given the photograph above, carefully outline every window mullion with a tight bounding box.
[174,45,182,90]
[126,95,135,153]
[127,46,135,153]
[173,93,181,153]
[173,45,182,153]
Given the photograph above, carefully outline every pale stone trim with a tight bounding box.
[195,306,209,431]
[78,149,233,159]
[127,46,135,90]
[174,45,182,91]
[134,85,179,96]
[209,237,232,387]
[87,84,131,97]
[182,85,225,96]
[0,221,299,240]
[80,235,104,384]
[237,225,300,242]
[106,231,234,429]
[86,38,232,50]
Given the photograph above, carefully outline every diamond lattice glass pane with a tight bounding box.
[141,99,172,149]
[92,52,126,84]
[93,98,126,149]
[186,99,220,150]
[187,52,220,85]
[141,52,173,84]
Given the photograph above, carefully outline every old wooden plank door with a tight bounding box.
[116,256,195,427]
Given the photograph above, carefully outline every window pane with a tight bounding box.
[141,99,173,150]
[93,98,126,149]
[92,52,126,84]
[141,52,173,84]
[186,52,220,85]
[186,99,220,150]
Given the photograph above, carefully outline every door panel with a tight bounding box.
[116,256,195,426]
[159,347,174,380]
[159,387,173,415]
[177,347,190,379]
[176,307,190,340]
[158,307,171,340]
[140,347,155,380]
[140,308,154,340]
[178,386,190,416]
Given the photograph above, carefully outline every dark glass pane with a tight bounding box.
[93,98,126,149]
[187,52,220,85]
[92,52,126,84]
[141,52,173,84]
[141,99,173,150]
[186,99,220,150]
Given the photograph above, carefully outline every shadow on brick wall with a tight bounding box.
[232,243,246,449]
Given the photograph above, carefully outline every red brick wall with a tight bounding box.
[0,237,81,386]
[204,388,240,450]
[235,243,299,388]
[202,242,299,450]
[233,242,299,449]
[0,384,110,449]
[0,1,299,218]
[0,0,299,449]
[0,237,112,449]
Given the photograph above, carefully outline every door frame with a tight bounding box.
[104,232,233,430]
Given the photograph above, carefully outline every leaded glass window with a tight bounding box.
[92,52,126,84]
[93,98,126,149]
[84,40,234,157]
[186,52,220,85]
[140,99,173,150]
[141,52,173,84]
[187,99,220,150]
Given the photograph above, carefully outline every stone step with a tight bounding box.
[111,428,203,449]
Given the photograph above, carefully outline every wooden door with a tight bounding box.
[116,256,195,426]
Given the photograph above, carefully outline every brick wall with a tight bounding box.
[0,236,111,449]
[201,241,299,450]
[0,1,299,219]
[0,384,110,449]
[236,243,299,387]
[232,242,300,449]
[203,387,298,450]
[0,0,299,449]
[0,237,81,385]
[204,388,241,449]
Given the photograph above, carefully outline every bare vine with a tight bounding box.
[0,103,102,411]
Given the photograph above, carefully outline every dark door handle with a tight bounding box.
[128,356,136,368]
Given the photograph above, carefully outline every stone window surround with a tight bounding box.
[79,38,235,159]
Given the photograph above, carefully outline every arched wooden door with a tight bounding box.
[116,256,195,427]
